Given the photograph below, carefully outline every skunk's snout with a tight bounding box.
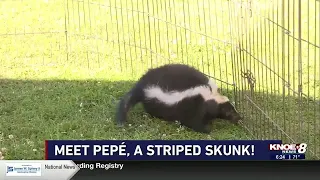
[231,114,241,125]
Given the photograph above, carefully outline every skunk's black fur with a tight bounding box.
[116,64,240,133]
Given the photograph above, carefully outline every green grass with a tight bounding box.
[0,78,249,159]
[0,0,319,159]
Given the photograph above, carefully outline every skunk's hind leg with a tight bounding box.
[181,118,211,134]
[181,108,211,134]
[178,95,211,134]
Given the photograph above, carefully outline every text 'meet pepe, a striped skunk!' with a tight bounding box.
[44,140,307,161]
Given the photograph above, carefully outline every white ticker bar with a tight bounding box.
[0,160,80,180]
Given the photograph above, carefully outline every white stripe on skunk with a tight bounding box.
[143,79,228,106]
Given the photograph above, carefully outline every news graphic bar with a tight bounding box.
[1,160,318,180]
[0,160,79,180]
[45,140,283,160]
[71,161,320,180]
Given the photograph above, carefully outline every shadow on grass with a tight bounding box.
[0,78,248,160]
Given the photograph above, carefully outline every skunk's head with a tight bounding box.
[207,79,242,124]
[214,95,242,124]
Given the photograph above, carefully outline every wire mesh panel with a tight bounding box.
[0,0,319,159]
[229,0,320,159]
[62,0,235,89]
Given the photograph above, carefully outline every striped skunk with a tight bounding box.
[116,64,241,133]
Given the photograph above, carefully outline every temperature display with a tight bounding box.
[273,153,305,160]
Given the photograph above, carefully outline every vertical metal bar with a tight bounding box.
[221,0,229,91]
[151,0,159,67]
[214,0,222,84]
[163,0,171,64]
[82,0,86,28]
[72,0,76,31]
[276,0,281,139]
[143,1,153,68]
[271,0,277,139]
[124,0,133,74]
[66,0,70,27]
[86,50,89,69]
[77,0,81,32]
[256,1,263,138]
[261,0,266,139]
[177,1,184,65]
[318,0,320,158]
[291,0,296,143]
[130,0,138,74]
[141,0,149,69]
[109,0,115,48]
[297,0,303,145]
[114,0,122,71]
[239,1,247,129]
[187,0,192,66]
[313,1,320,158]
[120,0,128,72]
[208,0,215,76]
[159,0,163,12]
[287,0,291,104]
[192,0,199,69]
[250,1,257,135]
[234,0,242,114]
[231,0,242,112]
[171,0,179,63]
[306,0,311,152]
[64,0,69,63]
[168,0,174,64]
[96,0,102,68]
[183,1,189,65]
[244,0,254,136]
[146,0,153,68]
[265,0,270,139]
[227,0,237,109]
[87,0,92,69]
[202,0,210,75]
[155,0,162,66]
[264,0,269,139]
[236,2,243,124]
[316,0,320,158]
[136,0,144,69]
[197,0,204,72]
[281,0,286,141]
[77,0,82,67]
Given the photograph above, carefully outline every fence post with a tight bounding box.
[297,0,303,145]
[64,0,69,63]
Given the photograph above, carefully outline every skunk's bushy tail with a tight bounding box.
[116,86,143,126]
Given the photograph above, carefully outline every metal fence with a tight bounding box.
[230,0,320,159]
[0,0,319,159]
